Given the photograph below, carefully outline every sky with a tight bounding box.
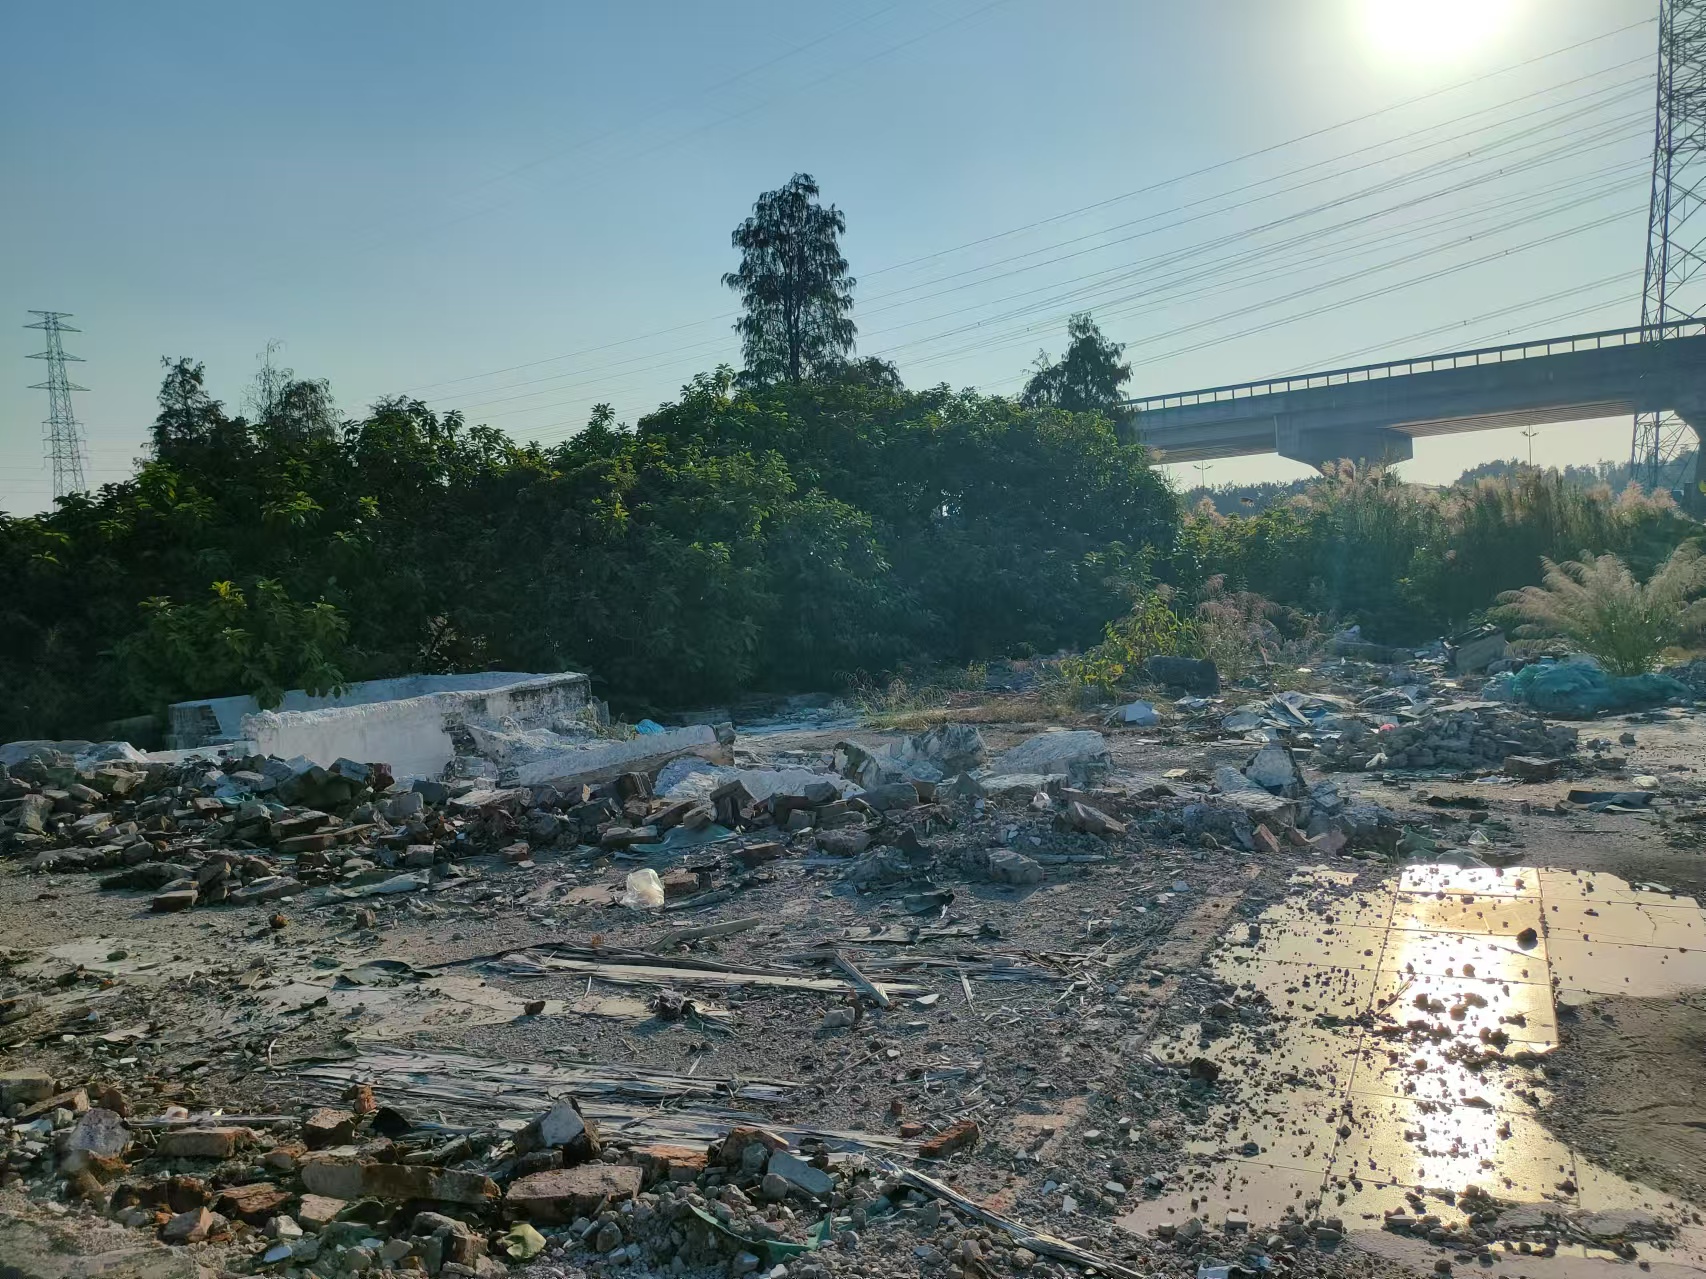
[0,0,1669,513]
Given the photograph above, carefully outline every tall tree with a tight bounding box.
[1021,313,1132,417]
[723,174,856,384]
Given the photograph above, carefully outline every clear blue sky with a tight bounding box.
[1,0,1661,512]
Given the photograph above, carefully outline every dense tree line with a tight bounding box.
[0,353,1173,741]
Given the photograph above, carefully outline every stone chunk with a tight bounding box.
[18,1087,87,1121]
[633,1143,707,1185]
[296,1193,347,1230]
[0,1069,56,1107]
[1060,800,1125,837]
[766,1150,834,1198]
[860,782,921,812]
[160,1206,223,1244]
[230,876,302,905]
[298,1155,497,1205]
[216,1182,293,1225]
[505,1164,642,1224]
[815,828,871,857]
[151,888,198,912]
[1243,744,1298,794]
[988,730,1110,780]
[980,848,1043,886]
[65,1107,129,1160]
[1503,755,1564,782]
[513,1098,599,1164]
[155,1127,254,1159]
[302,1107,357,1149]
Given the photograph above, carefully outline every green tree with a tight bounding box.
[1021,313,1131,417]
[113,578,350,710]
[723,174,856,385]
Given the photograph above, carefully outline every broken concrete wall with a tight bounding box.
[168,671,576,749]
[237,674,591,779]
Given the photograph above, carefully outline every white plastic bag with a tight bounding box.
[621,868,665,908]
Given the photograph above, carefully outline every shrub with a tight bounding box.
[1054,588,1199,700]
[1193,578,1310,681]
[1495,543,1706,675]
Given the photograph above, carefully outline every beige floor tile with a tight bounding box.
[1539,868,1704,910]
[1183,1083,1351,1170]
[1118,1158,1328,1236]
[1547,936,1706,998]
[1544,898,1706,948]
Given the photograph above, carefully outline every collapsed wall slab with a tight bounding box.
[231,673,591,779]
[168,671,574,749]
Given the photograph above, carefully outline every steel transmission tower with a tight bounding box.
[25,311,89,499]
[1634,0,1706,491]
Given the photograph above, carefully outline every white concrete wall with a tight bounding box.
[237,673,590,779]
[171,671,556,746]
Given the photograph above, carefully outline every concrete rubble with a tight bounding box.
[2,644,1706,1279]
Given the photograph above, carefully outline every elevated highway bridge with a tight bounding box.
[1125,321,1706,487]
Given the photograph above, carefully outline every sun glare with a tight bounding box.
[1365,0,1519,63]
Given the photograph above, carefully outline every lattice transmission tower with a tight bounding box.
[1633,0,1706,491]
[25,311,89,499]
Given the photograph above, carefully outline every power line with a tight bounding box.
[508,187,1637,443]
[863,119,1647,369]
[438,73,1649,421]
[395,19,1655,403]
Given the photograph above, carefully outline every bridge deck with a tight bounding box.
[1125,321,1706,466]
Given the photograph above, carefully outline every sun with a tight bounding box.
[1364,0,1519,63]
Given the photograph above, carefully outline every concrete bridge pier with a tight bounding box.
[1275,417,1414,469]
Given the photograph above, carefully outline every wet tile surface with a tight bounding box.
[1119,865,1706,1241]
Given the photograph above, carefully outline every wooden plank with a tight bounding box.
[832,950,890,1009]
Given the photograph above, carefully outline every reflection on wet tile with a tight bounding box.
[1272,890,1398,932]
[1378,929,1549,984]
[1152,1021,1362,1094]
[1368,969,1558,1048]
[1183,1084,1348,1170]
[1216,960,1375,1020]
[1330,1097,1575,1203]
[1545,899,1706,948]
[1547,936,1706,998]
[1392,892,1545,938]
[1400,865,1540,898]
[1323,1174,1447,1223]
[1349,1041,1550,1110]
[1118,1159,1327,1235]
[1119,864,1706,1242]
[1290,865,1362,888]
[1229,921,1388,969]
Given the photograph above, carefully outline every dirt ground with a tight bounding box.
[4,673,1706,1279]
[1540,992,1706,1205]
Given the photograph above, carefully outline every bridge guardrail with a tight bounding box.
[1124,320,1706,413]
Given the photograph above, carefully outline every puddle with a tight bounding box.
[1119,865,1706,1262]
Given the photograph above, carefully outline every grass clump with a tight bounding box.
[1496,542,1706,675]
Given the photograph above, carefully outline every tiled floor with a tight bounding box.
[1119,865,1706,1236]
